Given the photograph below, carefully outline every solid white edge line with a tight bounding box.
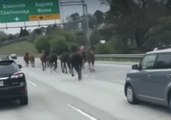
[67,104,98,120]
[28,80,37,87]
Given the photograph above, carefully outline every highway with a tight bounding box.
[0,58,171,120]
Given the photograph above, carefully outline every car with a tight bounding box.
[125,48,171,110]
[10,54,17,60]
[0,55,12,61]
[0,60,28,105]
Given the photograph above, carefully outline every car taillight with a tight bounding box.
[11,72,24,79]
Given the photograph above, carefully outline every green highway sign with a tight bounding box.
[0,0,60,23]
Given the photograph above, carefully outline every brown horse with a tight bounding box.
[87,49,95,72]
[40,50,47,71]
[23,52,29,67]
[80,46,96,72]
[80,46,87,69]
[29,55,35,67]
[23,52,35,67]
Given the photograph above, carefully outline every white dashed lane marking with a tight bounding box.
[28,80,37,87]
[67,104,98,120]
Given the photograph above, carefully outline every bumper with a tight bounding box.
[0,86,27,99]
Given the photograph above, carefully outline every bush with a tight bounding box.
[34,36,51,54]
[50,36,69,55]
[95,43,113,54]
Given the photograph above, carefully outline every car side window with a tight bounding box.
[140,54,156,70]
[155,53,171,69]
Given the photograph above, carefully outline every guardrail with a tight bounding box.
[95,54,144,61]
[0,36,30,47]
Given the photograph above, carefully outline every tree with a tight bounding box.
[0,31,8,42]
[50,36,69,55]
[100,0,171,52]
[34,36,51,54]
[94,10,105,25]
[19,27,29,37]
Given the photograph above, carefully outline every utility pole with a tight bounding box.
[81,0,90,50]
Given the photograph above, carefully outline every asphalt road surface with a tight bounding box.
[0,58,171,120]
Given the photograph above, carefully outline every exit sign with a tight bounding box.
[0,0,60,23]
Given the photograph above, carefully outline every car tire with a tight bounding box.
[126,85,138,104]
[168,94,171,111]
[20,96,28,105]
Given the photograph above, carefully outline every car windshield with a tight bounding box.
[0,0,171,120]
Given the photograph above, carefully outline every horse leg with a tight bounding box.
[50,63,52,72]
[88,61,92,72]
[42,62,46,71]
[82,60,84,69]
[64,62,67,74]
[42,62,44,71]
[61,62,64,73]
[92,60,95,72]
[67,62,71,74]
[54,61,57,72]
[75,65,82,80]
[78,65,82,80]
[71,64,74,77]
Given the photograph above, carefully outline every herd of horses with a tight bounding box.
[23,46,95,80]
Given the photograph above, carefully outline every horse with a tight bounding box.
[40,50,47,71]
[70,46,83,80]
[60,52,71,74]
[23,52,29,67]
[23,52,35,67]
[29,55,35,67]
[47,53,58,72]
[80,46,87,69]
[87,49,95,72]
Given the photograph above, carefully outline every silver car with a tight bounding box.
[125,48,171,110]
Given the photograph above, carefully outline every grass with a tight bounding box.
[0,41,39,56]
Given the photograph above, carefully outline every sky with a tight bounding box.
[0,0,109,34]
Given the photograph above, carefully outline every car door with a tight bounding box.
[133,54,157,100]
[145,53,171,103]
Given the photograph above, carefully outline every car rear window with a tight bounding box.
[155,53,171,69]
[0,61,19,73]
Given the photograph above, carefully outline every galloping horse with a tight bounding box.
[23,52,29,67]
[23,52,35,67]
[40,50,47,71]
[87,48,95,72]
[80,46,96,72]
[70,46,83,80]
[80,46,87,69]
[60,52,71,74]
[47,53,58,72]
[29,55,35,67]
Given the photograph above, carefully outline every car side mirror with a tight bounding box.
[132,64,139,70]
[18,64,22,69]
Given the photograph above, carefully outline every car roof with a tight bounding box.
[146,48,171,55]
[0,55,11,60]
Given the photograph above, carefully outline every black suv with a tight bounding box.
[0,60,28,105]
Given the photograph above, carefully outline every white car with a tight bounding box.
[10,54,17,59]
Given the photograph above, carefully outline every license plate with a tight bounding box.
[0,81,4,87]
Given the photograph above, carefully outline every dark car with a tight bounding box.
[0,60,28,105]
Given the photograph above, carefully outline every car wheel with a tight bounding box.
[20,96,28,105]
[168,94,171,111]
[126,85,138,104]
